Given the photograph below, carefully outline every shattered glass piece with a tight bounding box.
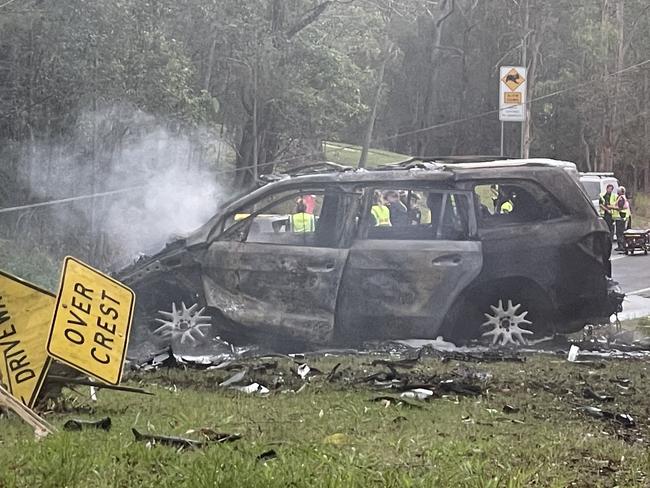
[297,363,311,380]
[400,388,433,401]
[230,383,270,395]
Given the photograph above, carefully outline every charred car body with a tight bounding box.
[119,158,623,358]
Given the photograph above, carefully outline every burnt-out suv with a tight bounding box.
[119,158,623,358]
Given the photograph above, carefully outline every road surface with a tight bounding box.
[611,250,650,320]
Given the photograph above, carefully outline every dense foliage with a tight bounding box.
[0,0,648,273]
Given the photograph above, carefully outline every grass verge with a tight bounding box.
[2,355,650,487]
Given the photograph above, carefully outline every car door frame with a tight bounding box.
[335,182,484,342]
[201,183,361,344]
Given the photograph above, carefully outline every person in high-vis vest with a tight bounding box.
[500,199,514,214]
[616,186,632,229]
[499,189,515,214]
[599,184,617,239]
[371,191,391,227]
[614,186,629,251]
[290,201,315,233]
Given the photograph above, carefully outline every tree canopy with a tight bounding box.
[0,0,648,270]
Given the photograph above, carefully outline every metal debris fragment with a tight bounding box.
[577,406,636,428]
[63,417,112,431]
[219,369,248,387]
[131,428,241,449]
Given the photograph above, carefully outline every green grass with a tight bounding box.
[2,355,650,487]
[0,238,59,291]
[632,193,650,229]
[323,141,410,168]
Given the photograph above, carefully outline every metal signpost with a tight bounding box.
[499,66,527,157]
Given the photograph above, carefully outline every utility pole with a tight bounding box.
[520,0,529,159]
[252,31,259,184]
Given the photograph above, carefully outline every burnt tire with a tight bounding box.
[444,285,555,346]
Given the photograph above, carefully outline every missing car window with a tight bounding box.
[474,181,563,226]
[362,188,471,241]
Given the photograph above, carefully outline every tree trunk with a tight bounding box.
[359,40,390,169]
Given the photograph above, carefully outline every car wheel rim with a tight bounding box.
[481,299,534,346]
[153,302,212,345]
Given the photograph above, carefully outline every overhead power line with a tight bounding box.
[0,60,648,215]
[375,58,650,143]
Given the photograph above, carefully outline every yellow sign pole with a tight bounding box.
[0,271,55,407]
[47,257,135,385]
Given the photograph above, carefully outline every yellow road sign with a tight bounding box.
[47,257,135,385]
[0,270,55,407]
[504,92,522,104]
[501,68,525,91]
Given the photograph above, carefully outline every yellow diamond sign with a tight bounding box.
[502,68,525,91]
[0,271,55,407]
[47,257,135,385]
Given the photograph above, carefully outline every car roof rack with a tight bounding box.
[579,172,615,177]
[376,155,510,170]
[283,161,354,176]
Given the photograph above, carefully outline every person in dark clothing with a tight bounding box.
[383,190,409,227]
[407,192,423,225]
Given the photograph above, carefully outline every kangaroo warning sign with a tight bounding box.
[0,271,55,407]
[499,66,527,122]
[47,257,135,385]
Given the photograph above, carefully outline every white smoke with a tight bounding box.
[104,163,222,258]
[17,104,233,270]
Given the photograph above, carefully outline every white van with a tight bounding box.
[579,173,619,211]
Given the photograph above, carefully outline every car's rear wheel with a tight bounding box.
[444,284,555,346]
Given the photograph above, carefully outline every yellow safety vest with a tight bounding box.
[371,205,391,226]
[500,200,513,214]
[290,212,315,233]
[599,192,619,219]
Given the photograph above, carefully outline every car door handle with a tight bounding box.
[432,255,462,266]
[307,263,336,273]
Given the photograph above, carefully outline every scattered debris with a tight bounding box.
[400,388,433,401]
[219,369,248,387]
[230,383,270,395]
[297,363,310,379]
[186,428,243,442]
[131,428,241,449]
[257,449,278,462]
[582,388,615,402]
[568,345,580,362]
[369,395,426,409]
[63,417,112,431]
[441,351,525,363]
[326,362,342,382]
[371,351,421,370]
[577,406,636,428]
[502,404,520,414]
[438,379,482,397]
